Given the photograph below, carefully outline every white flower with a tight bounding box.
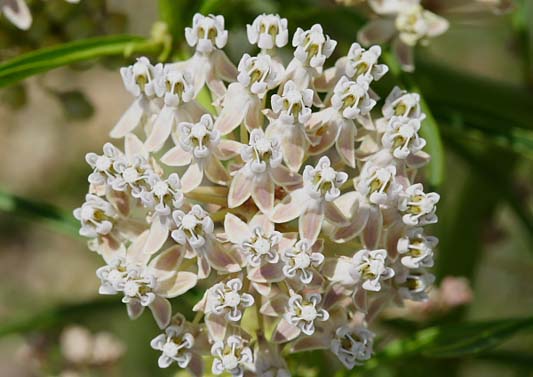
[353,249,395,292]
[179,114,220,160]
[155,67,195,107]
[398,183,440,226]
[185,13,228,53]
[293,24,337,69]
[368,0,420,15]
[205,278,255,321]
[237,53,283,99]
[150,318,194,368]
[382,117,426,159]
[171,205,214,249]
[281,239,324,284]
[96,257,127,295]
[331,326,375,369]
[357,163,399,206]
[271,80,314,125]
[396,269,435,301]
[240,225,282,267]
[74,194,117,238]
[303,156,348,202]
[345,43,388,82]
[247,14,289,50]
[211,335,253,377]
[242,129,283,174]
[382,87,424,121]
[331,76,376,120]
[111,155,153,197]
[121,265,157,307]
[395,4,449,47]
[140,173,183,217]
[397,227,437,269]
[85,143,123,187]
[285,292,329,336]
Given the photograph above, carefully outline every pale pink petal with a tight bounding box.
[249,213,275,235]
[228,170,253,208]
[99,235,126,265]
[125,230,150,265]
[308,121,338,155]
[149,245,184,271]
[125,133,147,160]
[143,216,169,255]
[197,256,211,279]
[353,288,368,313]
[324,201,349,226]
[215,139,243,160]
[224,213,252,244]
[299,201,324,244]
[213,50,238,81]
[126,300,144,320]
[406,151,431,168]
[271,189,307,223]
[110,98,143,138]
[392,37,414,73]
[145,106,174,152]
[214,83,249,135]
[323,284,350,310]
[252,282,271,296]
[181,162,204,193]
[247,262,284,283]
[291,335,330,352]
[161,145,192,167]
[322,257,358,286]
[278,233,298,250]
[108,190,129,216]
[331,207,370,243]
[205,313,228,341]
[362,206,383,249]
[203,239,241,273]
[385,222,405,261]
[260,294,289,317]
[272,318,301,343]
[270,166,302,187]
[245,97,263,131]
[282,128,306,172]
[314,66,340,92]
[357,19,396,45]
[3,0,31,30]
[251,176,275,214]
[188,353,204,377]
[164,271,198,297]
[149,296,172,329]
[205,156,230,185]
[336,121,356,168]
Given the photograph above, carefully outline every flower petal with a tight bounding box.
[149,296,172,329]
[145,106,174,152]
[161,145,192,167]
[164,271,198,297]
[110,98,144,138]
[126,299,144,320]
[392,37,414,73]
[363,206,383,249]
[270,166,302,187]
[214,83,250,135]
[215,139,243,160]
[247,262,284,283]
[291,335,330,352]
[336,120,356,168]
[324,201,349,226]
[249,213,275,235]
[272,318,301,343]
[299,201,324,244]
[260,294,289,317]
[251,175,275,214]
[125,133,148,160]
[228,170,253,208]
[203,239,241,273]
[224,213,252,244]
[271,189,307,223]
[143,216,169,255]
[205,313,228,341]
[331,206,370,243]
[205,155,230,185]
[149,245,184,271]
[181,162,204,193]
[282,128,307,172]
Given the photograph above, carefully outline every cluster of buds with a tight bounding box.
[75,13,440,376]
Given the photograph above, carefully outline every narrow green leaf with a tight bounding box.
[0,188,79,237]
[0,35,161,88]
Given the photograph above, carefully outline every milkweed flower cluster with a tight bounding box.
[75,13,440,376]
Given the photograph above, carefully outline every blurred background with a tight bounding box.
[0,0,531,376]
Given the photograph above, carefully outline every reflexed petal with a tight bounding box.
[145,106,174,152]
[406,151,431,168]
[188,353,204,377]
[149,296,172,329]
[214,83,250,135]
[127,299,144,320]
[3,0,31,30]
[291,335,330,352]
[260,294,289,317]
[164,271,198,297]
[299,201,324,244]
[282,128,306,172]
[273,318,301,343]
[363,206,383,249]
[336,121,356,168]
[248,262,284,283]
[125,133,148,160]
[392,37,414,73]
[324,201,349,226]
[110,98,144,138]
[224,213,252,244]
[271,189,307,223]
[331,206,370,243]
[99,235,126,265]
[204,239,241,273]
[205,156,230,185]
[205,313,228,341]
[215,139,243,160]
[357,19,396,46]
[245,97,263,131]
[249,213,275,235]
[181,162,204,193]
[161,145,192,167]
[353,288,368,313]
[143,216,169,255]
[197,255,211,279]
[213,49,238,81]
[385,222,405,261]
[149,245,184,271]
[125,230,150,265]
[228,170,253,208]
[270,165,302,187]
[322,257,358,286]
[251,176,275,214]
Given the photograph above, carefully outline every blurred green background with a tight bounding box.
[0,0,532,376]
